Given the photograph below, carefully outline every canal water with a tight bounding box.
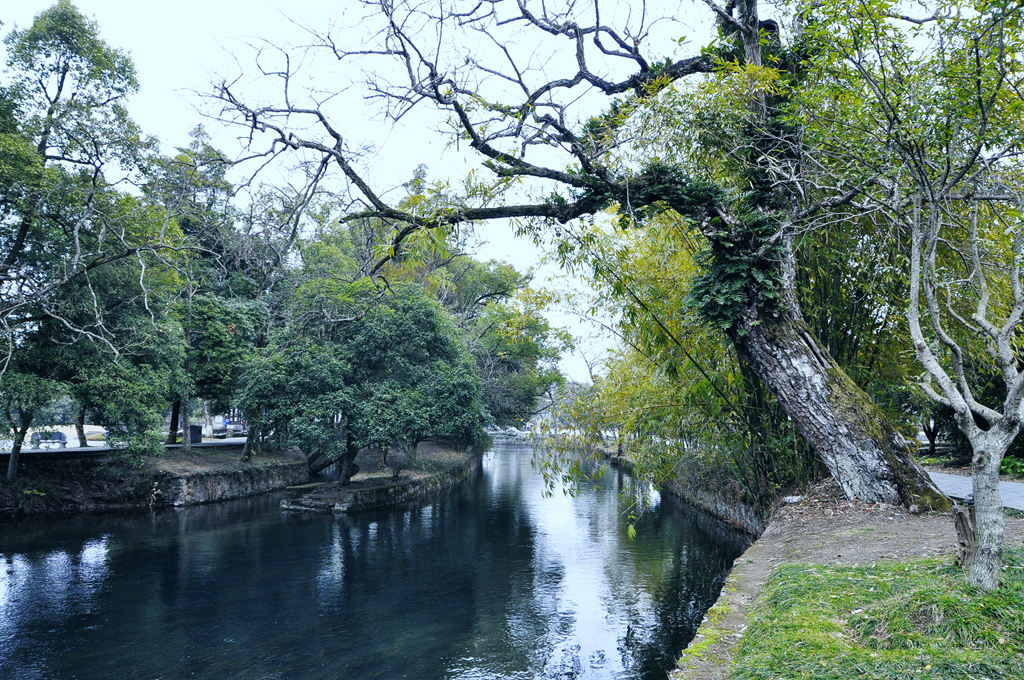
[0,441,749,680]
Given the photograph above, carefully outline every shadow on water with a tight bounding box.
[0,442,749,680]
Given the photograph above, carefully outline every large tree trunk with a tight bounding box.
[308,438,360,481]
[707,1,947,512]
[5,409,33,482]
[731,300,949,511]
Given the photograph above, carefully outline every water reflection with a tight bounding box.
[0,442,748,680]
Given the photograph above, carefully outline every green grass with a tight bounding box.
[730,548,1024,680]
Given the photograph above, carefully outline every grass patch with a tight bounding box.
[914,455,949,467]
[731,548,1024,680]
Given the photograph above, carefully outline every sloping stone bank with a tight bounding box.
[660,476,764,536]
[670,479,1024,679]
[608,453,764,536]
[0,450,308,516]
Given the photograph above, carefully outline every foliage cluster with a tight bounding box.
[536,0,1024,542]
[537,215,816,514]
[0,4,564,481]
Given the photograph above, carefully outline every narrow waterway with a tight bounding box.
[0,441,748,680]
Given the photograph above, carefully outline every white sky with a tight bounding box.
[2,1,710,382]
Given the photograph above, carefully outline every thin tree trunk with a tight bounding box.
[923,417,938,457]
[6,409,33,482]
[242,426,255,460]
[181,388,191,454]
[75,405,88,448]
[203,400,213,437]
[167,399,181,445]
[731,298,949,510]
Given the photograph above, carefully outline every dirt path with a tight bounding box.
[673,478,1024,679]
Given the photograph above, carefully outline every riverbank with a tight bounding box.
[0,448,308,517]
[281,441,479,514]
[673,478,1024,679]
[608,452,764,536]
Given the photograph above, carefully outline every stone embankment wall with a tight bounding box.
[660,476,764,536]
[0,453,309,516]
[152,462,309,507]
[608,454,764,536]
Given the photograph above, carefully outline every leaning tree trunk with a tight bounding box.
[730,301,949,511]
[703,0,946,512]
[5,409,33,482]
[309,436,361,482]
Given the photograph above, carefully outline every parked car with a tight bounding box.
[211,416,229,439]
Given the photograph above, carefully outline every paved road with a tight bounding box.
[0,437,249,466]
[928,471,1024,511]
[16,436,249,454]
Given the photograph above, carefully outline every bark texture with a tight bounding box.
[968,433,1011,590]
[731,306,949,510]
[953,502,976,568]
[242,426,256,460]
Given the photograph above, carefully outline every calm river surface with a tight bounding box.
[0,441,748,680]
